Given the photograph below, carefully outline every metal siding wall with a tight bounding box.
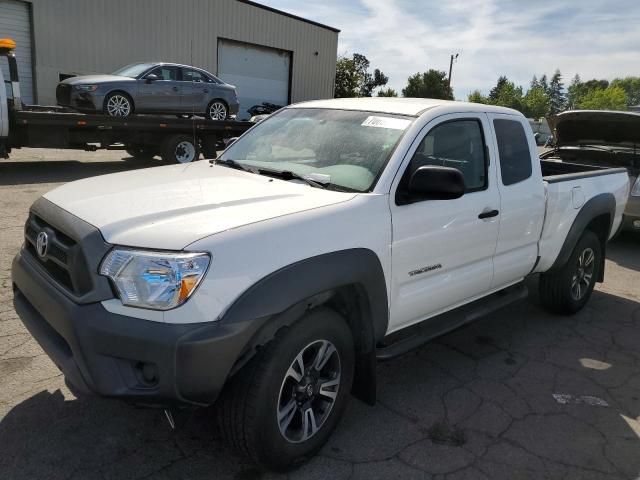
[27,0,338,105]
[0,0,34,103]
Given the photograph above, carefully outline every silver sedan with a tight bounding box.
[56,62,240,120]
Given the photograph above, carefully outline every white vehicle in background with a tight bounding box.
[12,97,628,470]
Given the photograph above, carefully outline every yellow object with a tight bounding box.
[0,38,17,50]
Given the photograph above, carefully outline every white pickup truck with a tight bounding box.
[12,98,629,470]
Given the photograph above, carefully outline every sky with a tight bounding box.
[260,0,640,100]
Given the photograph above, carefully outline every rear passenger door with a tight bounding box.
[389,114,501,332]
[487,114,545,289]
[179,68,212,113]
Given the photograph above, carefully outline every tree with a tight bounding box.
[567,76,611,110]
[548,69,566,114]
[468,89,488,104]
[576,86,628,110]
[402,69,453,99]
[610,77,640,106]
[486,76,524,111]
[489,76,509,102]
[539,74,549,93]
[377,87,398,97]
[334,53,388,98]
[523,85,550,118]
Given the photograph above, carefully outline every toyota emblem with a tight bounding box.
[36,231,49,258]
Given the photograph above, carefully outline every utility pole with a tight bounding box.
[448,53,459,87]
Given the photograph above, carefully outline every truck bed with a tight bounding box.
[534,158,629,274]
[540,158,628,183]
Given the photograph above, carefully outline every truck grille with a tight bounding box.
[56,84,71,106]
[22,199,115,304]
[24,214,83,294]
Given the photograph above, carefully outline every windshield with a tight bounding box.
[112,63,156,78]
[219,108,413,192]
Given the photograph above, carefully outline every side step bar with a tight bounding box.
[376,283,528,361]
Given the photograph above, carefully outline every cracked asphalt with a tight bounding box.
[1,149,640,480]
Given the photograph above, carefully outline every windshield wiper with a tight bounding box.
[210,158,258,174]
[258,169,331,189]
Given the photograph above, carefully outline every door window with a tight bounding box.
[494,119,532,185]
[148,66,178,81]
[183,69,210,83]
[397,119,488,203]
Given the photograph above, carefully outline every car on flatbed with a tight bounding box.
[56,62,240,120]
[12,97,629,470]
[542,110,640,233]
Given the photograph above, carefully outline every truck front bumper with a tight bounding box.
[12,250,262,407]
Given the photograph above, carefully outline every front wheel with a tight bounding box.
[207,100,228,120]
[216,308,354,471]
[104,92,133,117]
[539,230,601,314]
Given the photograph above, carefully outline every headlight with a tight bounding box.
[74,84,98,92]
[99,249,210,310]
[631,177,640,197]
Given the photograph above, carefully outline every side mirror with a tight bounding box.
[145,73,159,83]
[408,165,465,200]
[224,137,238,148]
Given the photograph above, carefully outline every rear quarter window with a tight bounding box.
[494,119,532,186]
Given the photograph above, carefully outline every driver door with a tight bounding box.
[137,66,181,112]
[388,113,501,332]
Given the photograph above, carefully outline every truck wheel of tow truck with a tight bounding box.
[539,230,601,314]
[215,308,355,471]
[160,134,200,163]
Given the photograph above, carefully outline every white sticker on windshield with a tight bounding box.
[361,116,411,130]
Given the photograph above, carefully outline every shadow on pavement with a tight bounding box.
[1,290,639,479]
[0,158,163,186]
[608,232,640,272]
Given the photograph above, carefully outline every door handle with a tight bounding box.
[478,209,499,219]
[172,86,179,91]
[203,89,209,93]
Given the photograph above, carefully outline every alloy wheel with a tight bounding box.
[106,94,131,117]
[570,247,595,300]
[209,102,227,120]
[277,340,341,443]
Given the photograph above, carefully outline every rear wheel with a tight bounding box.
[216,308,354,471]
[207,100,228,121]
[539,230,601,314]
[104,92,133,117]
[160,134,200,163]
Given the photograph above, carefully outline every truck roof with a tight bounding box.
[291,97,523,117]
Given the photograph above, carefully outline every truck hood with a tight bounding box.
[551,110,640,147]
[43,162,356,250]
[60,74,136,85]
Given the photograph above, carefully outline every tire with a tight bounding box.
[539,230,601,314]
[104,92,133,117]
[216,308,355,471]
[125,146,156,160]
[160,134,200,163]
[207,100,228,121]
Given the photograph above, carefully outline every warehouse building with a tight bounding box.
[0,0,339,118]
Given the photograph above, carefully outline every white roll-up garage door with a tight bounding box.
[0,0,34,104]
[218,39,290,120]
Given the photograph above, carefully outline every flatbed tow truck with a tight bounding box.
[0,38,253,163]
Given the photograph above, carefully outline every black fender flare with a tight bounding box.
[218,248,389,405]
[549,193,615,280]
